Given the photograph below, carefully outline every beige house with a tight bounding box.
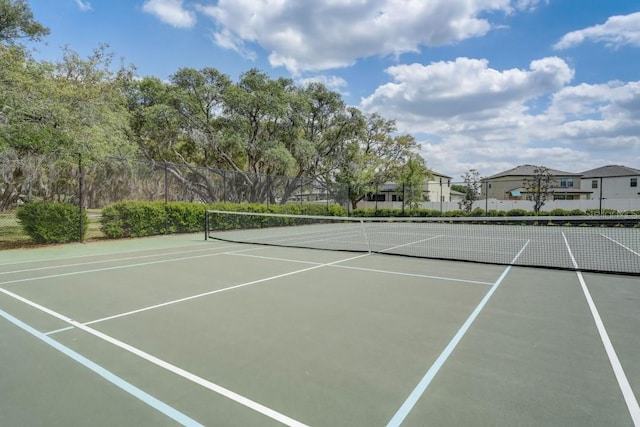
[580,165,640,200]
[483,165,589,201]
[363,171,453,205]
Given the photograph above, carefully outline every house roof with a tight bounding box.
[430,170,451,179]
[485,164,581,180]
[580,165,640,178]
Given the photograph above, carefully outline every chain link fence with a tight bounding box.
[3,154,638,246]
[0,154,352,245]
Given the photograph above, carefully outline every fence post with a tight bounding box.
[439,178,443,214]
[266,175,270,209]
[164,162,169,235]
[78,152,84,242]
[222,170,226,202]
[485,181,489,213]
[599,177,603,215]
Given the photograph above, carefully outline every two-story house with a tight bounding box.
[580,165,640,200]
[483,165,589,201]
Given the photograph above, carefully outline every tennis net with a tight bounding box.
[205,210,640,275]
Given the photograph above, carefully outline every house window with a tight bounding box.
[591,180,598,189]
[367,193,385,202]
[632,178,638,188]
[560,178,574,188]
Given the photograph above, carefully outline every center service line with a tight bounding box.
[386,240,530,427]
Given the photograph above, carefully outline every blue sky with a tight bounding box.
[26,0,640,179]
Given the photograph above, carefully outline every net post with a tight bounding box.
[78,152,84,243]
[204,210,208,241]
[359,218,371,254]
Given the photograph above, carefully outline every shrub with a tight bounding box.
[17,201,87,244]
[549,208,568,216]
[470,207,486,217]
[506,208,529,217]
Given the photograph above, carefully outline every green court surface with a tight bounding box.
[1,234,638,426]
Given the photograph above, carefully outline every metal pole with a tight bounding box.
[485,181,489,213]
[223,170,227,202]
[164,162,169,235]
[599,177,603,215]
[266,175,270,209]
[78,152,83,242]
[439,178,443,214]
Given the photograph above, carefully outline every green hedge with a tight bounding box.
[99,201,640,239]
[100,201,209,238]
[16,201,87,244]
[100,201,347,239]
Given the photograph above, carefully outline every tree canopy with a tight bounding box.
[1,2,431,208]
[0,0,49,45]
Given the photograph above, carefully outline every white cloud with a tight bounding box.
[554,12,640,50]
[361,57,573,123]
[195,0,537,73]
[74,0,92,11]
[359,56,640,177]
[297,75,348,91]
[142,0,196,28]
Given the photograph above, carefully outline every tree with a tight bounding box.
[523,165,554,214]
[0,0,50,45]
[0,45,136,209]
[459,169,481,213]
[336,114,422,208]
[450,184,468,194]
[397,153,430,209]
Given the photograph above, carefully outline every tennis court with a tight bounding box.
[1,226,639,426]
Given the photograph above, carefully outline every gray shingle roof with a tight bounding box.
[485,164,581,180]
[580,165,640,178]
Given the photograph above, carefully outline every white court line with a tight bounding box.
[600,234,640,257]
[0,240,210,267]
[562,233,640,426]
[386,240,531,427]
[0,246,258,287]
[0,309,203,427]
[227,253,493,285]
[379,236,443,253]
[2,253,369,426]
[41,253,493,335]
[330,265,493,286]
[47,252,365,334]
[0,245,242,276]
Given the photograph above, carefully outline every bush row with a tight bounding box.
[100,201,347,238]
[16,200,639,244]
[352,207,640,217]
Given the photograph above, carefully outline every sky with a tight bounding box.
[26,0,640,180]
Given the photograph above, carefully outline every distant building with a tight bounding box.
[580,165,640,200]
[483,165,589,200]
[363,171,453,204]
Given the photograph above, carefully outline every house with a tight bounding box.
[580,165,640,200]
[363,171,453,205]
[483,165,589,201]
